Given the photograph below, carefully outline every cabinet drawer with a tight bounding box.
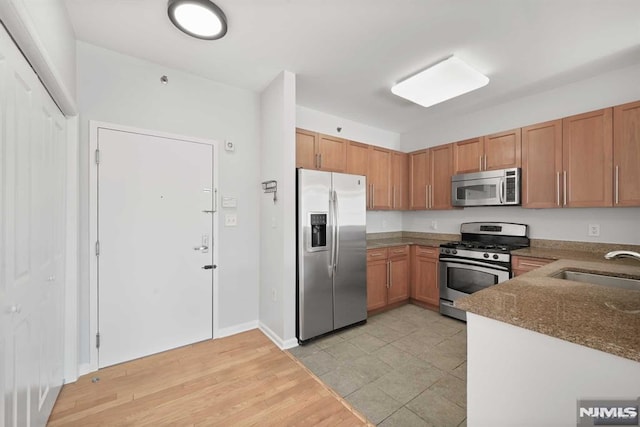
[512,256,552,272]
[388,245,409,258]
[415,245,439,258]
[367,248,388,261]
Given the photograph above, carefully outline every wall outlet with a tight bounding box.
[271,288,277,302]
[431,220,438,230]
[224,214,237,227]
[588,224,600,237]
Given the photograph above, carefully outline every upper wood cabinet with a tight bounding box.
[391,151,409,210]
[295,128,347,172]
[453,129,521,174]
[430,144,454,210]
[613,101,640,207]
[295,128,317,170]
[368,146,392,210]
[346,141,369,176]
[409,149,429,209]
[522,120,563,208]
[409,145,453,210]
[562,108,613,207]
[453,137,482,174]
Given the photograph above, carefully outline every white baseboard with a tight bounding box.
[216,320,259,339]
[258,322,298,350]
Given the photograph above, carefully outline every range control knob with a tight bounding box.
[444,249,450,254]
[452,249,457,254]
[483,253,489,258]
[493,254,499,260]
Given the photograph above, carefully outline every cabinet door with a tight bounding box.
[483,128,521,171]
[346,141,369,176]
[613,101,640,207]
[367,250,388,311]
[391,151,409,210]
[522,120,563,208]
[317,134,347,172]
[562,108,613,207]
[453,137,482,174]
[512,256,552,276]
[430,144,453,210]
[296,129,317,169]
[387,256,409,304]
[368,146,392,210]
[412,253,439,306]
[409,150,429,209]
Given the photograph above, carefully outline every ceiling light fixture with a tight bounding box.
[391,55,489,108]
[167,0,227,40]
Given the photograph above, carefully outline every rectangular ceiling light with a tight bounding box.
[391,56,489,108]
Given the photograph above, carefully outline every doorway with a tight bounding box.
[91,123,218,368]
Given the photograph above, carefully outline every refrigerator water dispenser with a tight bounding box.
[309,213,327,250]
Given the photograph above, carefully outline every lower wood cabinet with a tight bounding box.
[366,246,409,311]
[411,245,440,307]
[512,255,553,276]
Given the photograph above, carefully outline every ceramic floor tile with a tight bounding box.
[371,364,443,404]
[379,407,432,427]
[319,365,370,397]
[428,373,467,409]
[366,323,405,343]
[458,418,467,427]
[417,347,466,372]
[335,324,368,340]
[287,342,320,359]
[323,340,367,361]
[428,320,466,337]
[346,354,394,383]
[435,337,467,357]
[346,383,404,425]
[314,333,346,349]
[349,332,387,354]
[451,361,467,381]
[299,350,336,376]
[391,330,446,356]
[373,344,424,368]
[406,389,466,427]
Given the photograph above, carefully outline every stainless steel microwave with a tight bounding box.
[451,168,521,207]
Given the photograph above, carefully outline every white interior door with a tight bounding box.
[97,128,214,368]
[1,26,66,427]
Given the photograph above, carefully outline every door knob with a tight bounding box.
[201,265,217,270]
[193,245,209,251]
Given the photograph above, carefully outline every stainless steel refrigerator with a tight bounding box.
[296,169,367,343]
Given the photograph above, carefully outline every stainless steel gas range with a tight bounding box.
[439,222,530,321]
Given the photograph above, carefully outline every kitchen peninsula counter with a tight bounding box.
[456,258,640,362]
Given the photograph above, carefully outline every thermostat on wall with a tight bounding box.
[225,140,235,152]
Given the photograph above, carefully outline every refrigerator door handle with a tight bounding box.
[333,190,340,273]
[328,190,335,278]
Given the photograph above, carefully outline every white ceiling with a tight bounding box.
[63,0,640,133]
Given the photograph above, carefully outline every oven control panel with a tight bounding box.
[440,247,510,263]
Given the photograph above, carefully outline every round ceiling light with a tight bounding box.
[168,0,227,40]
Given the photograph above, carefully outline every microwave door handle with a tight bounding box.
[498,178,505,204]
[439,257,510,272]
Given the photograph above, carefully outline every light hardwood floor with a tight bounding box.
[49,329,370,426]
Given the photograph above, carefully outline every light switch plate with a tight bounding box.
[222,197,237,208]
[225,214,237,227]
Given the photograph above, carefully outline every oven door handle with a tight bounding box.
[439,257,510,272]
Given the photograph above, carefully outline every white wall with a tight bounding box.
[297,106,401,150]
[0,0,77,113]
[404,207,640,244]
[76,42,261,362]
[259,71,297,348]
[400,62,640,244]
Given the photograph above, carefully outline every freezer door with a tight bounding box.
[332,172,367,330]
[297,169,334,341]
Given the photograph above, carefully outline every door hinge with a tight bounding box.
[95,240,100,257]
[96,332,101,349]
[95,148,100,164]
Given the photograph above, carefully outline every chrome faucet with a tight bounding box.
[604,250,640,262]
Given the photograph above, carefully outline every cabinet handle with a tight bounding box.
[563,171,567,206]
[615,165,619,205]
[372,184,375,208]
[484,155,487,171]
[393,186,396,209]
[386,260,390,288]
[319,153,322,169]
[429,185,433,209]
[425,185,428,209]
[479,155,482,171]
[556,172,561,207]
[389,260,393,287]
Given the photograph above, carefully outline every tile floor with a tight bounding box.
[288,304,467,426]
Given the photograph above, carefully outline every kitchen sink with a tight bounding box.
[552,270,640,291]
